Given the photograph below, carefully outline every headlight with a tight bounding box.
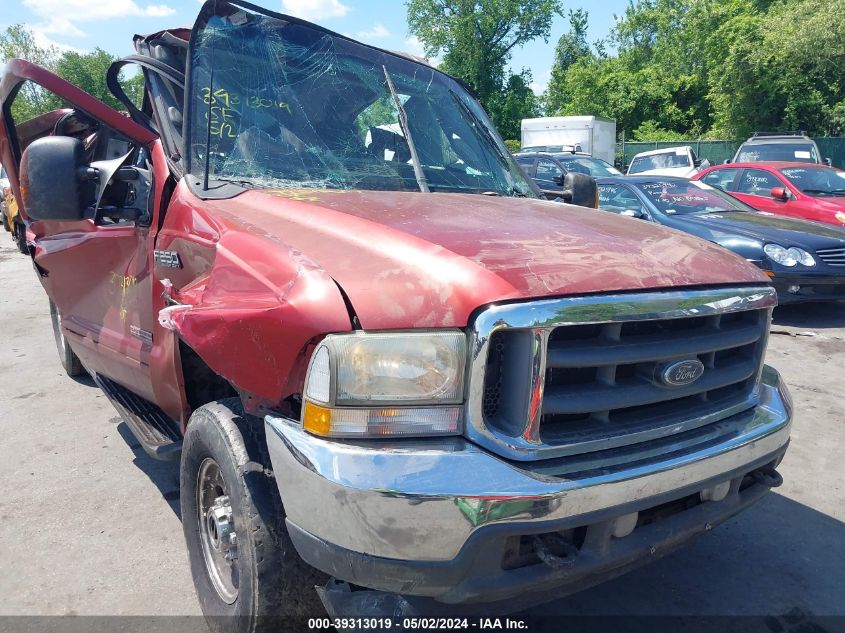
[302,331,467,438]
[835,211,845,225]
[787,247,815,266]
[764,244,796,266]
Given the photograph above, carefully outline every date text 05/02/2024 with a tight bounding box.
[307,618,529,630]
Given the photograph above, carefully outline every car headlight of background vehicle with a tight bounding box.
[302,331,467,438]
[763,243,815,267]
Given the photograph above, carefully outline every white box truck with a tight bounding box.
[521,116,617,165]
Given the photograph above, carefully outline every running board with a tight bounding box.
[94,373,183,462]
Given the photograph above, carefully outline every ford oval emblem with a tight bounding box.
[660,359,705,387]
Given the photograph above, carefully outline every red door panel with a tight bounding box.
[1,59,166,403]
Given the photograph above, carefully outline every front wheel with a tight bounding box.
[181,399,327,633]
[13,220,27,254]
[49,300,85,377]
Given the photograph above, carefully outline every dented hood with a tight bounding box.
[214,189,769,329]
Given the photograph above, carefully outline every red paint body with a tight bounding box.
[0,59,769,424]
[694,162,845,228]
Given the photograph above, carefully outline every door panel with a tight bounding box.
[0,59,163,400]
[733,168,792,216]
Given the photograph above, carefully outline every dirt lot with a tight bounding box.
[0,237,843,626]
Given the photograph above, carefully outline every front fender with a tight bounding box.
[157,184,353,410]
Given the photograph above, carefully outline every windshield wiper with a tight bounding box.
[382,66,429,194]
[448,90,512,172]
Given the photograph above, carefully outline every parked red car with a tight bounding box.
[694,162,845,227]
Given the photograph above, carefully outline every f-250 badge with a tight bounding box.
[154,250,182,269]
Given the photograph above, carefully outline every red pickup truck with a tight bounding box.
[1,1,792,629]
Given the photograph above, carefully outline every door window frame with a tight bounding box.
[598,183,651,220]
[736,168,787,198]
[701,168,741,192]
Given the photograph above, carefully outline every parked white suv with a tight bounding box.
[627,146,708,177]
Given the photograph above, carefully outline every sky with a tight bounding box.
[1,0,629,94]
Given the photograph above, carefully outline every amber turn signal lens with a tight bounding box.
[303,401,332,436]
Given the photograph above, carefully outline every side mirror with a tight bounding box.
[553,173,565,186]
[561,172,598,208]
[20,137,94,222]
[723,159,732,165]
[824,158,833,167]
[620,209,645,219]
[770,187,789,201]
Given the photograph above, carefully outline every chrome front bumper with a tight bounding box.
[265,366,791,596]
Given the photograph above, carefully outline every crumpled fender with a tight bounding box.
[157,202,352,411]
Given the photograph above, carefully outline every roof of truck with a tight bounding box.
[630,146,693,159]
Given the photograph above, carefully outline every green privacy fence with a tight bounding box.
[815,138,845,169]
[616,138,845,169]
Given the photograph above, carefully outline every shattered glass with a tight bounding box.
[189,5,536,196]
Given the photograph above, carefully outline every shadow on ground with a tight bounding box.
[116,420,181,518]
[526,492,844,622]
[773,301,845,329]
[70,373,97,388]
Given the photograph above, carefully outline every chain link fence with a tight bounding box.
[616,138,845,169]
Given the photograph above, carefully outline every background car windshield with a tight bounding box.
[737,144,818,163]
[522,145,572,152]
[559,156,620,177]
[628,151,691,174]
[637,181,748,215]
[780,166,845,196]
[188,6,535,196]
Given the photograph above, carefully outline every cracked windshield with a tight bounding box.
[189,6,536,197]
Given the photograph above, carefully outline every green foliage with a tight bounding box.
[631,120,689,142]
[489,70,541,140]
[406,0,562,112]
[354,96,397,137]
[546,9,592,115]
[504,139,521,152]
[0,25,60,122]
[545,0,845,139]
[1,25,141,123]
[53,48,125,111]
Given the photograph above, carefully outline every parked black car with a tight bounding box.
[516,152,621,197]
[596,176,845,303]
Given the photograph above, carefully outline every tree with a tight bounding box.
[489,70,540,140]
[0,25,59,122]
[406,0,563,111]
[546,9,592,114]
[542,0,845,139]
[1,26,142,122]
[53,48,127,111]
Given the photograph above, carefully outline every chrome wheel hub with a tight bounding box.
[197,458,239,603]
[207,496,238,561]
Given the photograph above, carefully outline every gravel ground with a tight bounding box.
[0,238,842,628]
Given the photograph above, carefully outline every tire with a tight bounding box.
[181,398,327,633]
[49,300,85,377]
[14,221,27,254]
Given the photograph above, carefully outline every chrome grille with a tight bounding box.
[467,287,776,462]
[816,246,845,266]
